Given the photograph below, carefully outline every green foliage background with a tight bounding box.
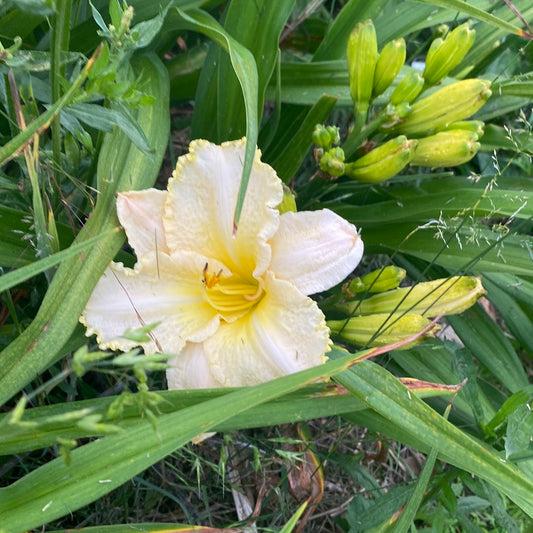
[0,0,532,531]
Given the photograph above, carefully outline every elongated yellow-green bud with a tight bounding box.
[347,19,378,120]
[390,72,425,105]
[441,120,485,136]
[411,129,480,167]
[393,79,491,136]
[423,23,476,86]
[337,276,485,317]
[278,184,297,214]
[425,37,444,70]
[320,147,345,177]
[344,136,417,183]
[328,313,439,349]
[373,38,406,97]
[348,266,406,295]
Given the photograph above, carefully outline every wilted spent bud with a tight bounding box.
[319,147,345,177]
[337,276,486,317]
[278,184,297,214]
[347,19,378,119]
[328,313,439,349]
[373,38,406,97]
[312,124,340,150]
[393,79,491,136]
[390,71,425,105]
[423,23,476,87]
[411,129,480,167]
[344,135,417,183]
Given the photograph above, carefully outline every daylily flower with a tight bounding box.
[81,139,364,389]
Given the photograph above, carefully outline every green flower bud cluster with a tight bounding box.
[344,136,418,183]
[328,276,486,349]
[423,23,476,87]
[312,124,340,150]
[312,125,347,177]
[312,20,491,182]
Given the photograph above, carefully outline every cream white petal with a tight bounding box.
[81,252,220,354]
[116,189,169,257]
[164,139,282,278]
[202,273,330,387]
[269,209,364,295]
[166,342,224,390]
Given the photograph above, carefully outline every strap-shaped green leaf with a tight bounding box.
[0,54,169,406]
[0,347,373,531]
[175,7,259,229]
[335,359,533,517]
[416,0,533,38]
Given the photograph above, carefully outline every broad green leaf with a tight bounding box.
[463,2,533,73]
[481,124,533,154]
[66,102,152,156]
[505,404,533,460]
[0,347,375,531]
[328,176,533,227]
[359,222,533,277]
[312,0,384,61]
[484,273,533,308]
[483,276,533,356]
[447,305,529,394]
[267,60,350,106]
[191,0,294,141]
[415,0,532,37]
[0,385,366,455]
[335,359,533,516]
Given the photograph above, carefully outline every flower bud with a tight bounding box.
[393,79,491,136]
[312,124,340,150]
[347,19,378,118]
[344,136,417,183]
[319,147,345,177]
[326,125,341,145]
[380,102,412,129]
[441,120,485,136]
[390,72,425,105]
[348,266,406,295]
[328,313,439,349]
[337,276,486,317]
[278,184,297,214]
[373,38,406,97]
[411,129,480,167]
[423,23,476,86]
[363,266,406,293]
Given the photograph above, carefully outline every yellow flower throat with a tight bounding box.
[202,263,263,321]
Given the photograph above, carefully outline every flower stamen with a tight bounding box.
[202,262,223,289]
[202,266,263,321]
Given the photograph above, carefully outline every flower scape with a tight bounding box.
[81,139,364,389]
